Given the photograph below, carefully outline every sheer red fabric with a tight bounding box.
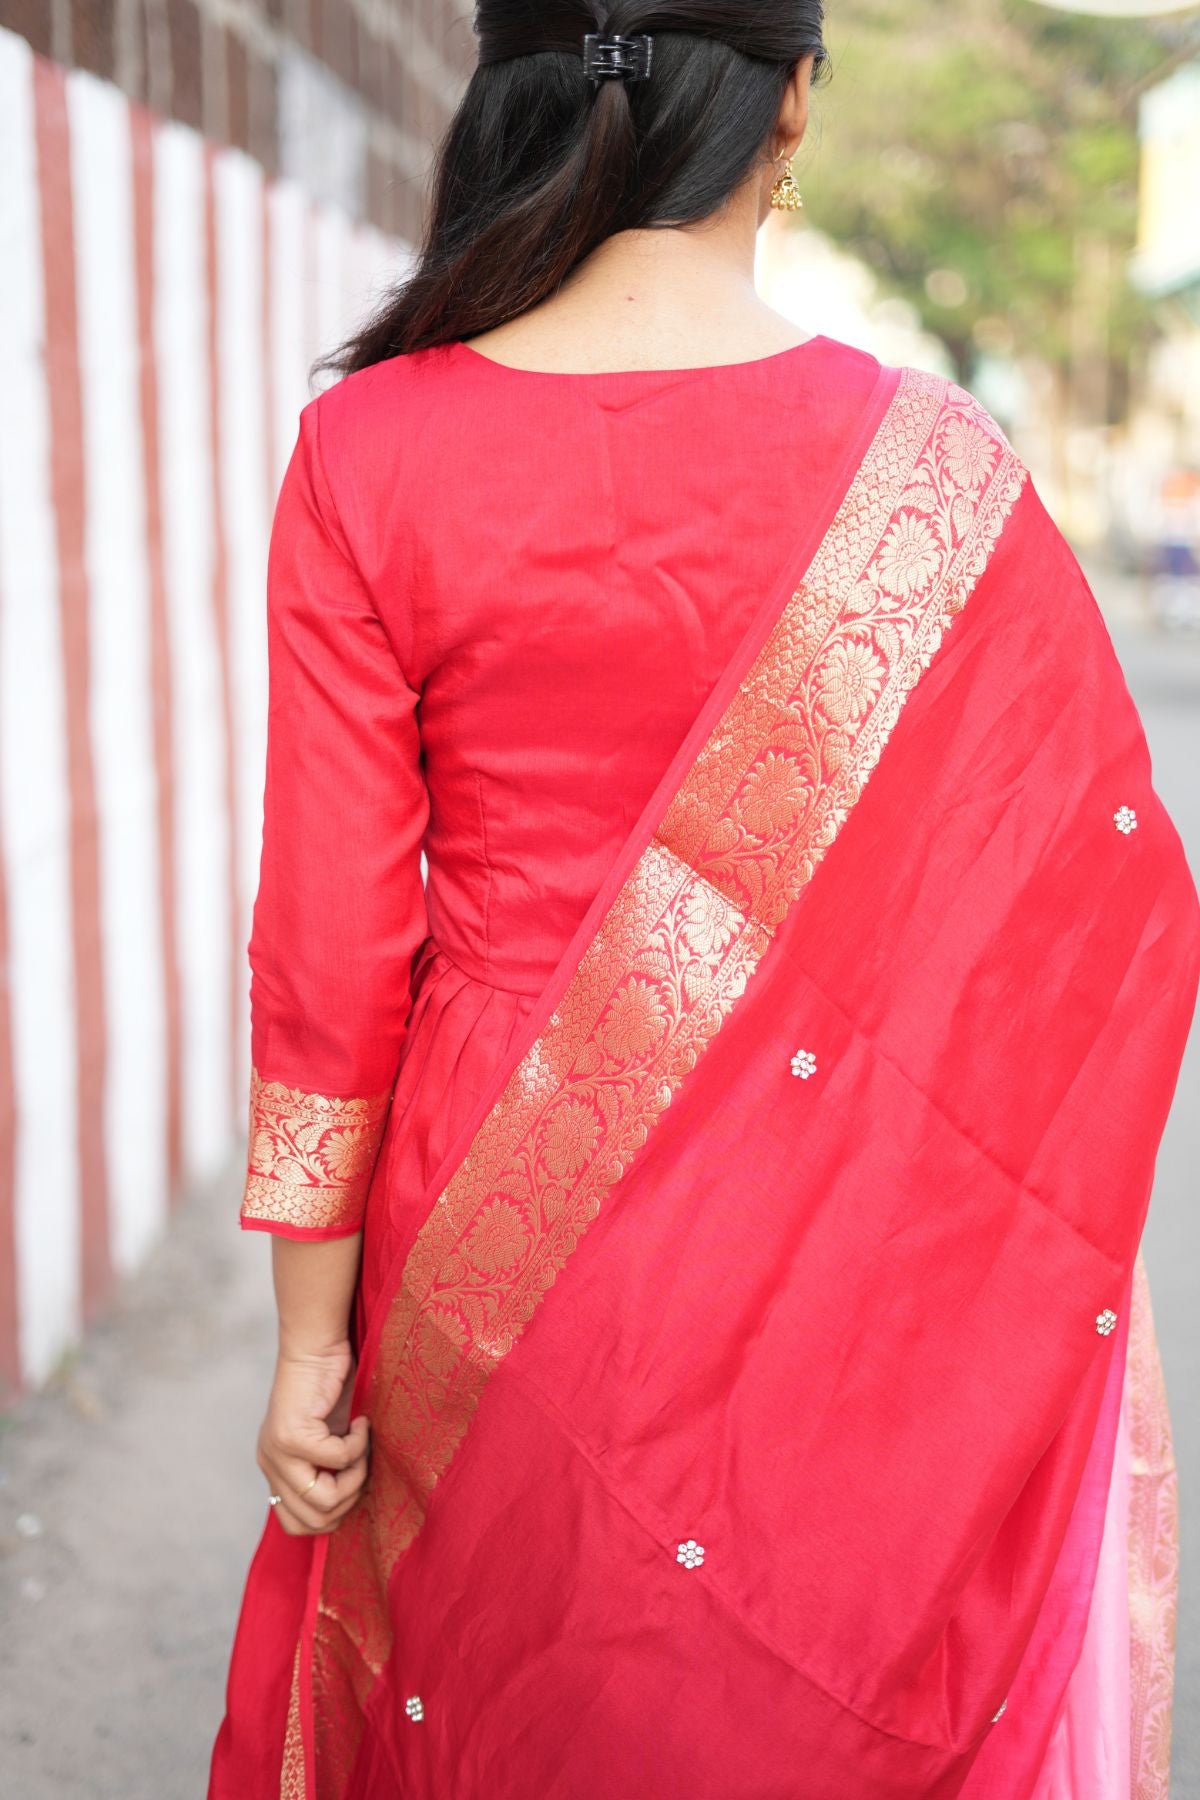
[210,339,1198,1798]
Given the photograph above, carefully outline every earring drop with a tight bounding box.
[770,146,804,212]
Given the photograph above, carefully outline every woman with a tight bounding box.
[208,3,1200,1796]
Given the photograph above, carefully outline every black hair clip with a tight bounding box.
[582,32,654,82]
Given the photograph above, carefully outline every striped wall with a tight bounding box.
[0,25,409,1394]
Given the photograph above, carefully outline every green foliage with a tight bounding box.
[802,0,1177,377]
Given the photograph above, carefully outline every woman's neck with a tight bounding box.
[459,182,810,375]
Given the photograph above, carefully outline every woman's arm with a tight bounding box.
[242,392,429,1533]
[257,1234,369,1537]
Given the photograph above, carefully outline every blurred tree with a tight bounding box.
[806,0,1184,391]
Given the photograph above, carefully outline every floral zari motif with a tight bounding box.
[285,370,1029,1797]
[241,1067,393,1233]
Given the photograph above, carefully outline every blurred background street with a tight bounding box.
[1,0,1199,1793]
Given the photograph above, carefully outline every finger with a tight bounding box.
[278,1453,368,1517]
[276,1413,370,1472]
[269,1437,369,1506]
[267,1453,367,1529]
[269,1482,355,1537]
[325,1385,355,1437]
[271,1498,313,1537]
[303,1459,369,1514]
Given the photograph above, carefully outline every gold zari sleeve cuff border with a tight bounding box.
[240,1066,393,1233]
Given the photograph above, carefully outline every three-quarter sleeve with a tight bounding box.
[238,396,428,1240]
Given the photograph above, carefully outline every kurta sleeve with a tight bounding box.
[238,395,429,1240]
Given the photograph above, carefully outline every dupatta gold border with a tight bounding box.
[284,368,1028,1797]
[1127,1248,1177,1796]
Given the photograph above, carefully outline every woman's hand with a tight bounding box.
[256,1337,371,1536]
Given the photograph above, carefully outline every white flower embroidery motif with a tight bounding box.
[992,1698,1008,1723]
[1113,806,1138,835]
[814,639,886,726]
[681,884,737,958]
[405,1696,425,1722]
[791,1049,817,1080]
[875,512,941,599]
[1096,1309,1118,1337]
[676,1538,705,1569]
[941,415,997,492]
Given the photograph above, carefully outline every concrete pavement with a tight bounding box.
[0,1162,277,1797]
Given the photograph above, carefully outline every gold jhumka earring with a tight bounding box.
[769,145,803,211]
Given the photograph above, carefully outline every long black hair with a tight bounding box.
[325,1,829,376]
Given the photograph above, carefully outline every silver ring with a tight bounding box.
[268,1492,283,1507]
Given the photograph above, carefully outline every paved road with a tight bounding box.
[0,1161,276,1797]
[0,586,1197,1799]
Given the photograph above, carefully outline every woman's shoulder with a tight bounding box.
[299,343,466,493]
[310,338,466,418]
[885,361,1017,452]
[797,339,1020,479]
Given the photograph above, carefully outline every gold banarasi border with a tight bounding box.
[1127,1248,1177,1796]
[279,1640,306,1800]
[240,1066,393,1234]
[284,369,1028,1796]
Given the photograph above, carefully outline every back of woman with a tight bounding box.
[209,5,1200,1798]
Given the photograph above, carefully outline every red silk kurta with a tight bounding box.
[211,337,1198,1799]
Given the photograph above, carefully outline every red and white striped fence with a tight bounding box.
[0,24,408,1392]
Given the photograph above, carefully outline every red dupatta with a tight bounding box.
[254,365,1198,1798]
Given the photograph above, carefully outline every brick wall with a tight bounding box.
[0,0,473,239]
